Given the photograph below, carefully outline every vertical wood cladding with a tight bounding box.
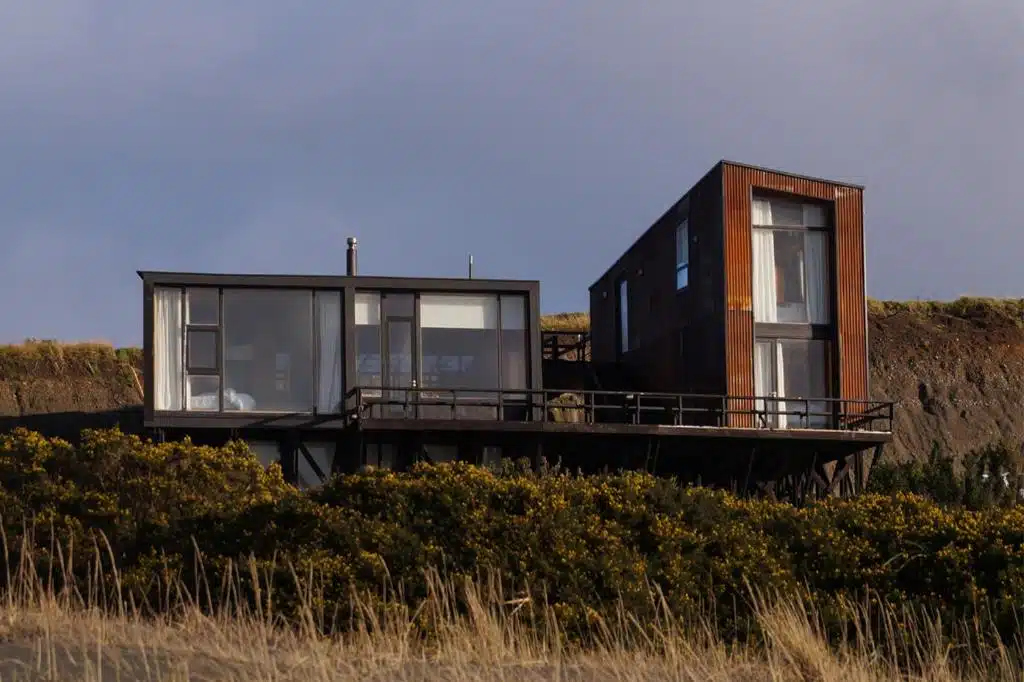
[721,163,869,428]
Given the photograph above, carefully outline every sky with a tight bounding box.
[1,1,1021,346]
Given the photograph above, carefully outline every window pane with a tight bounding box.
[804,204,827,227]
[222,289,314,413]
[805,231,830,324]
[187,375,220,411]
[618,280,629,353]
[499,295,526,331]
[773,231,808,323]
[420,294,498,329]
[297,442,334,489]
[676,265,688,290]
[154,287,183,411]
[780,339,830,428]
[246,441,281,469]
[315,291,343,413]
[186,329,218,370]
[186,288,218,325]
[355,293,382,395]
[355,292,381,325]
[420,294,499,391]
[500,296,528,394]
[382,293,414,318]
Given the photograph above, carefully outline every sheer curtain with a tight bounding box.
[805,231,829,324]
[752,230,778,323]
[316,292,343,413]
[154,288,183,411]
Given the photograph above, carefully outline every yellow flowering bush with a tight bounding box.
[2,428,1024,644]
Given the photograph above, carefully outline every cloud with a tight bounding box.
[0,0,1021,344]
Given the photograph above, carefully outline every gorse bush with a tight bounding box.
[868,439,1024,509]
[1,427,1024,647]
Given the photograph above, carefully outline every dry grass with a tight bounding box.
[0,535,1017,681]
[866,296,1024,324]
[0,340,141,379]
[540,313,591,333]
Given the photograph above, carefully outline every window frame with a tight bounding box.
[184,287,223,411]
[353,289,532,395]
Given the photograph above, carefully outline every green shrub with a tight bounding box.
[1,428,1024,647]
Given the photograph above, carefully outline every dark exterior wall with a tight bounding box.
[721,163,868,426]
[588,165,725,393]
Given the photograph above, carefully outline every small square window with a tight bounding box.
[187,329,218,371]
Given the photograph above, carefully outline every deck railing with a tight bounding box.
[541,330,591,362]
[344,386,894,433]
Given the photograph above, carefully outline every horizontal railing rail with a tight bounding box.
[541,330,591,363]
[343,386,894,433]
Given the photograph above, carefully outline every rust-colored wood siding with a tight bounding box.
[587,165,724,394]
[722,163,868,427]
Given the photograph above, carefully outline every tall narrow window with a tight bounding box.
[315,291,343,413]
[676,218,689,290]
[354,293,382,397]
[617,278,629,354]
[184,288,222,411]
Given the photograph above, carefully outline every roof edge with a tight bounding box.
[718,159,866,191]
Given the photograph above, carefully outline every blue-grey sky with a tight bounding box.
[1,1,1021,346]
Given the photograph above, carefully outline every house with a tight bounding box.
[590,160,878,430]
[139,162,894,499]
[140,239,542,487]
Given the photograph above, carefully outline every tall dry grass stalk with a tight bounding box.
[0,529,1019,681]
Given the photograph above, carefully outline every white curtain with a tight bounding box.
[420,294,498,329]
[154,288,183,411]
[752,198,773,226]
[752,230,778,323]
[316,292,343,413]
[805,231,829,324]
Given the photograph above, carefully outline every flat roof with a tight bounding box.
[138,270,539,291]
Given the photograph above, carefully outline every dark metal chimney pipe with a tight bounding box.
[346,237,358,276]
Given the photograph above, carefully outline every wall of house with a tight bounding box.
[722,163,868,426]
[587,165,725,394]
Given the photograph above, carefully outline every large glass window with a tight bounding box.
[354,292,382,396]
[222,289,314,413]
[752,197,831,324]
[754,338,830,429]
[419,294,499,391]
